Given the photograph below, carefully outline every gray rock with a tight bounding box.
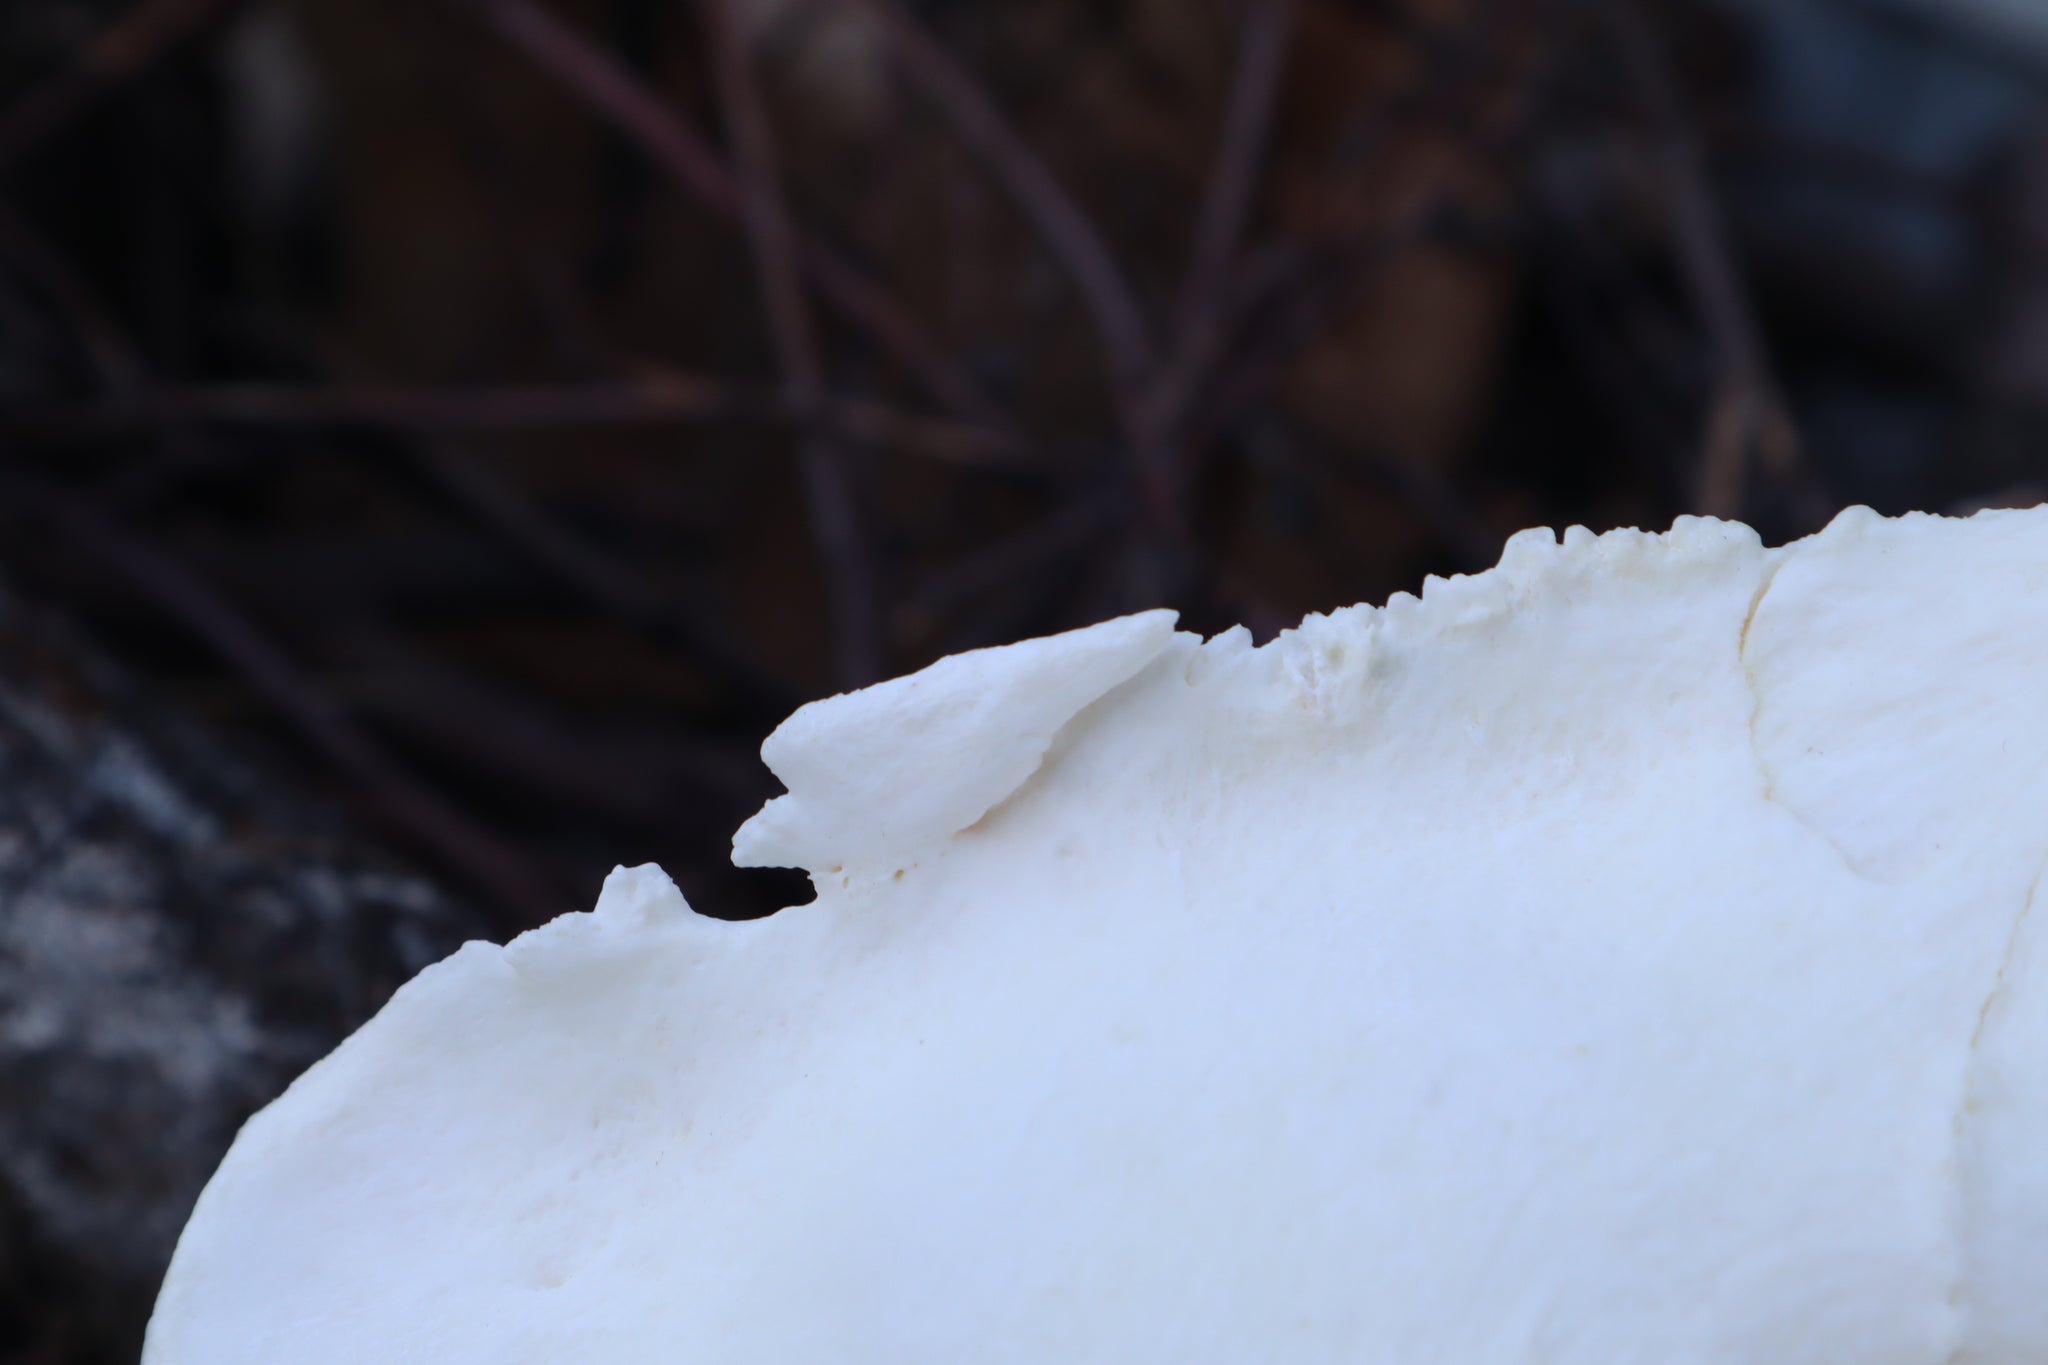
[0,579,483,1363]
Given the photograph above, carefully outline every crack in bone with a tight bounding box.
[1945,852,2047,1363]
[1735,546,1880,881]
[1735,551,1783,804]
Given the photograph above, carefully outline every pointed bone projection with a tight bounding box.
[145,508,2048,1363]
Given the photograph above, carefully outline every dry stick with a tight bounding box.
[0,200,148,386]
[908,491,1123,620]
[1173,0,1296,335]
[844,0,1156,413]
[701,0,885,688]
[1603,1,1801,520]
[402,443,801,707]
[333,621,767,822]
[1142,0,1297,509]
[0,472,565,928]
[458,0,994,427]
[1137,250,1296,499]
[1284,415,1499,571]
[426,49,641,379]
[7,378,1031,467]
[0,166,775,884]
[0,196,244,512]
[0,0,241,170]
[1193,198,1448,450]
[2,194,794,759]
[0,174,814,709]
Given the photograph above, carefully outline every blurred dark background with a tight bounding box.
[2,0,2047,1357]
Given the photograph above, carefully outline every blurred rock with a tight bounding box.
[0,579,483,1364]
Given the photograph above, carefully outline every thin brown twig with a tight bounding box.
[1139,0,1298,492]
[1168,241,1300,412]
[701,0,885,687]
[0,198,810,706]
[905,491,1123,620]
[1126,251,1293,532]
[845,0,1157,403]
[1602,0,1802,519]
[456,0,995,425]
[0,0,241,170]
[402,441,802,707]
[1121,0,1295,537]
[837,0,1175,542]
[423,41,632,377]
[0,196,232,510]
[331,622,767,820]
[5,377,1033,466]
[0,471,564,927]
[0,199,147,386]
[1191,197,1451,449]
[1173,0,1295,335]
[1283,415,1500,571]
